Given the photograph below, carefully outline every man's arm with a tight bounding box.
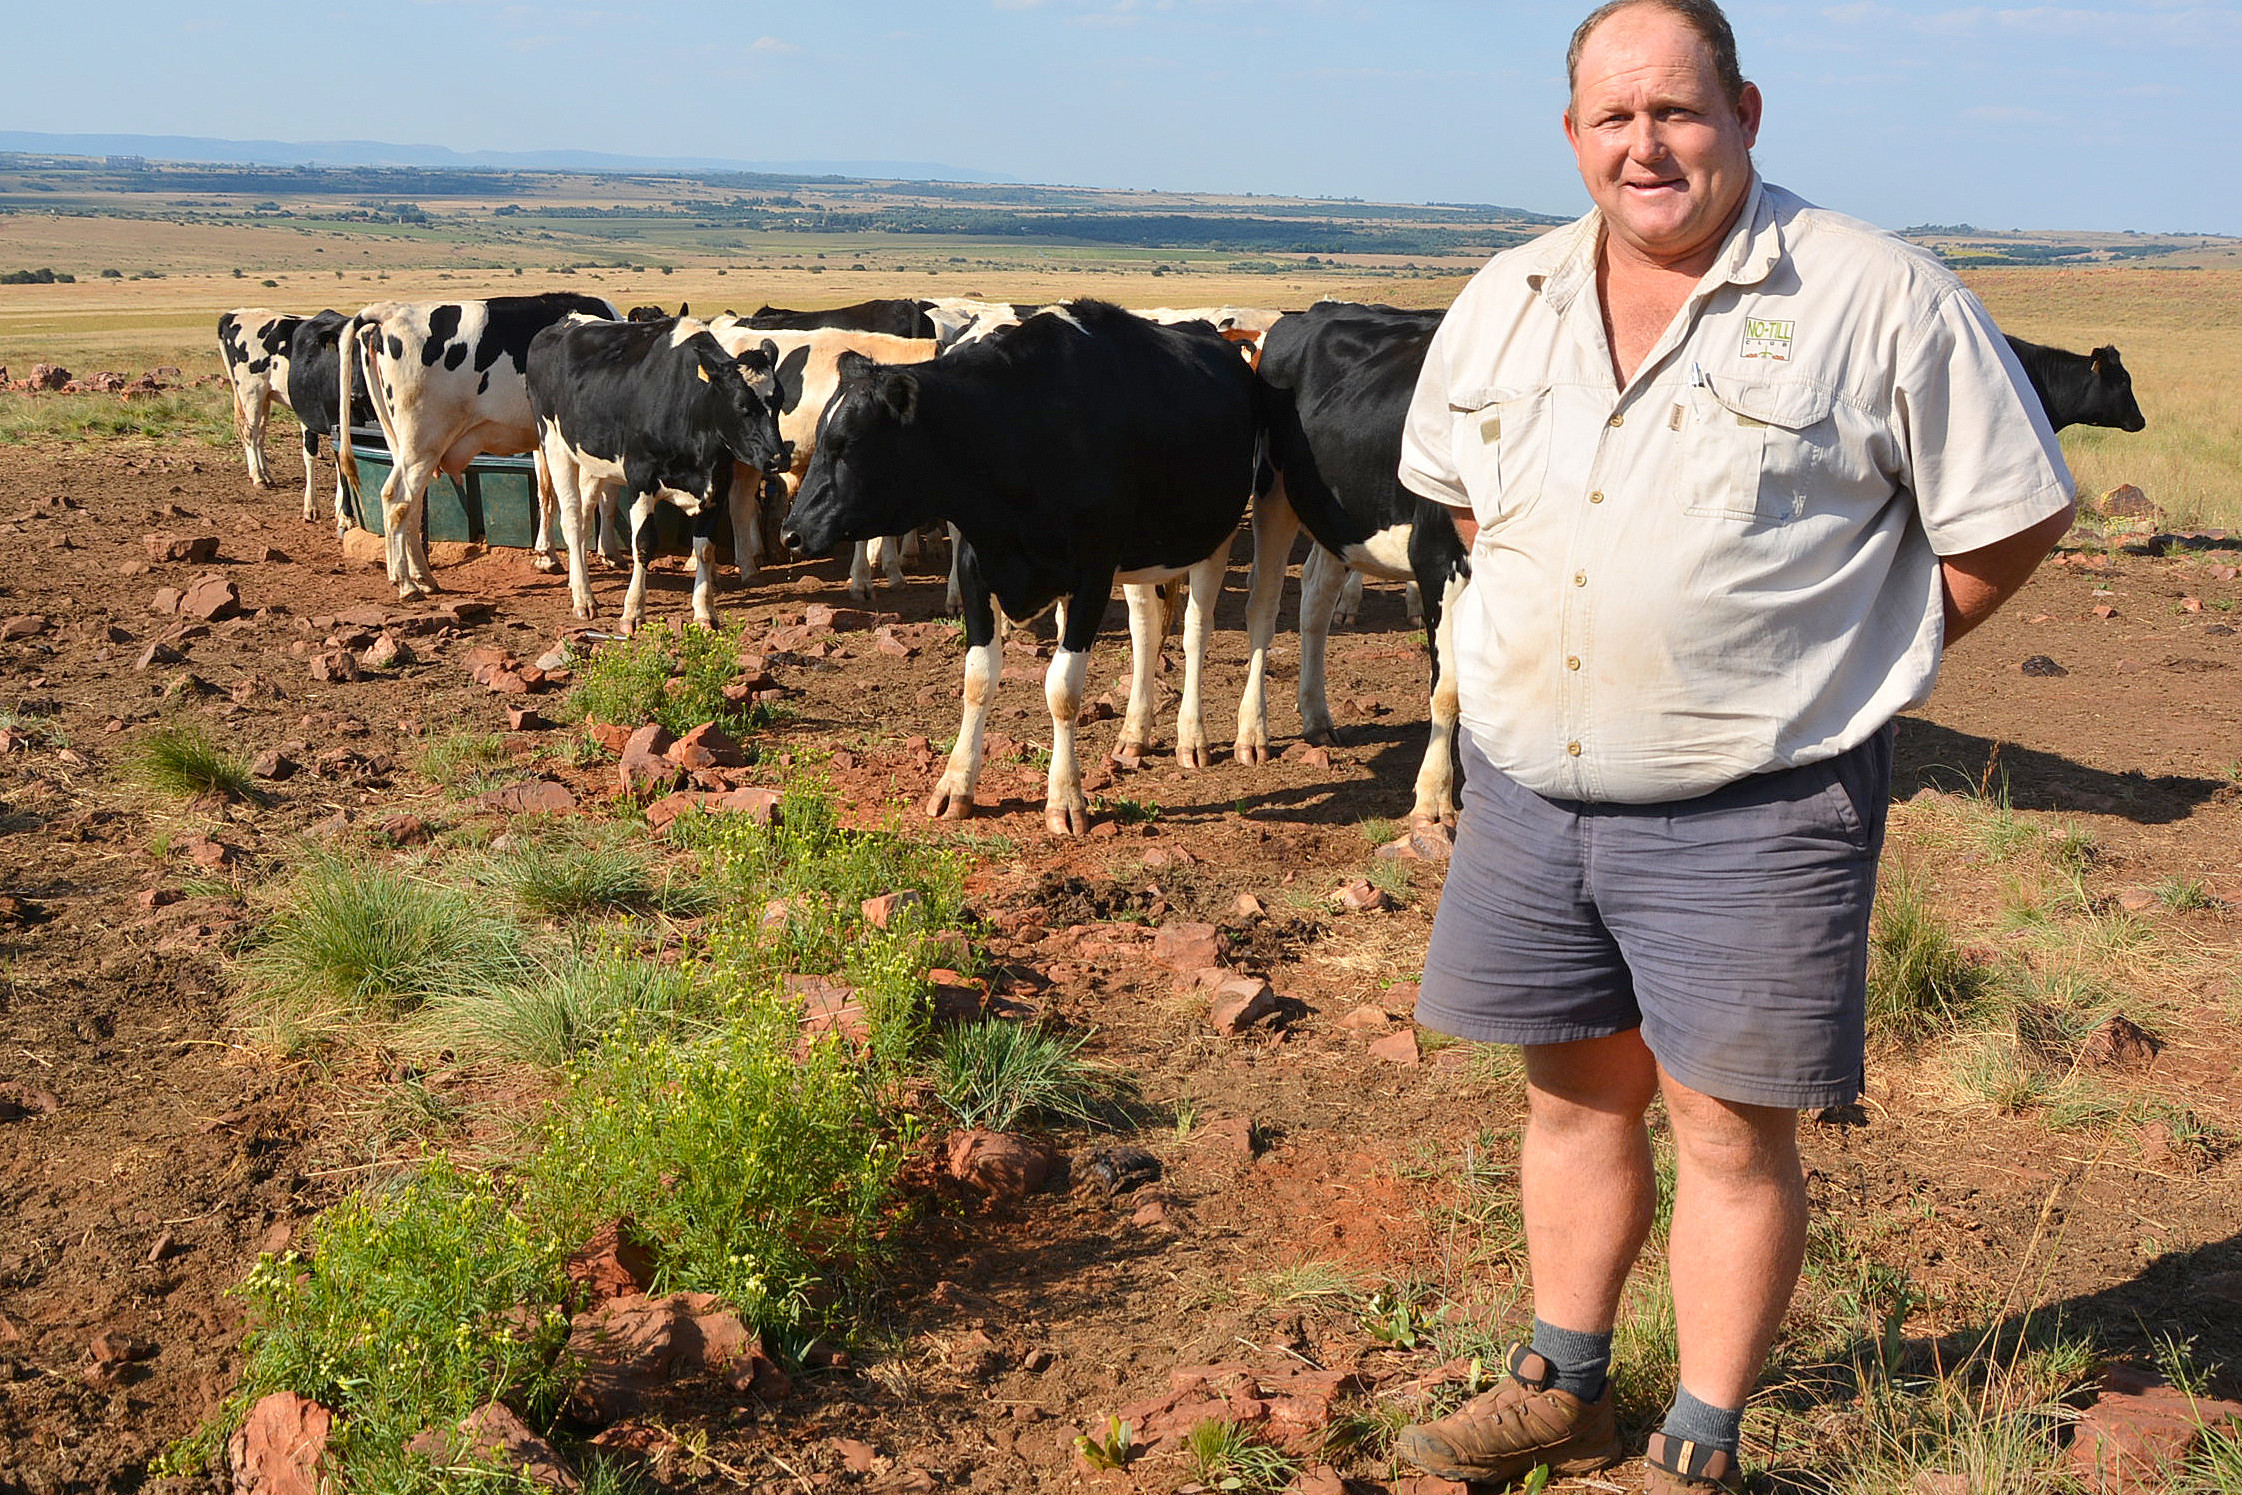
[1940,503,2074,644]
[1451,509,1479,551]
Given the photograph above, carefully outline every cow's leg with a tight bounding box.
[1235,487,1301,767]
[331,459,351,539]
[928,565,1000,822]
[1174,537,1232,771]
[877,534,907,589]
[244,385,275,489]
[1043,594,1102,837]
[1297,544,1348,746]
[531,447,566,574]
[1411,562,1467,828]
[848,541,875,601]
[1406,579,1425,628]
[543,442,598,621]
[690,471,727,628]
[382,459,440,601]
[729,462,761,585]
[619,488,662,636]
[596,492,627,568]
[1114,582,1165,767]
[299,430,320,522]
[1333,569,1365,627]
[944,524,965,613]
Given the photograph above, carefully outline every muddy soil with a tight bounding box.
[0,443,2237,1493]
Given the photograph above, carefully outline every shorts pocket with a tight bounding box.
[1449,383,1553,529]
[1678,374,1837,523]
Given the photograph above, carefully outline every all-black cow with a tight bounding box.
[781,300,1258,836]
[529,316,790,633]
[339,292,619,598]
[2004,336,2147,433]
[217,308,304,488]
[284,311,377,531]
[746,298,937,340]
[1248,301,1469,829]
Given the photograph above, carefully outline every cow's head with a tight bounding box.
[695,339,790,474]
[2087,346,2147,432]
[779,350,923,557]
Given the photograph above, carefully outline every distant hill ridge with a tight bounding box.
[0,130,1021,184]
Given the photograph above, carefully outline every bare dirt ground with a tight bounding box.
[0,441,2238,1494]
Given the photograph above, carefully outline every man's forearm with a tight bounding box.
[1940,504,2076,645]
[1451,508,1479,551]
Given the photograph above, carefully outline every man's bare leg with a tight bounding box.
[1660,1071,1806,1410]
[1522,1031,1660,1336]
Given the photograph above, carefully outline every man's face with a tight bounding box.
[1564,5,1762,268]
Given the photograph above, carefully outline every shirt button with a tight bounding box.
[1589,490,1604,504]
[1608,414,1625,428]
[1573,571,1587,587]
[1567,741,1583,756]
[1566,656,1581,671]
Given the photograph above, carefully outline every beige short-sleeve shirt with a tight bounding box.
[1400,178,2074,804]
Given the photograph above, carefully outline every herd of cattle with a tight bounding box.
[213,289,2147,836]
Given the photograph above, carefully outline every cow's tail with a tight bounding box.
[336,316,363,501]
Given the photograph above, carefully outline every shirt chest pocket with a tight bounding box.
[1448,383,1553,529]
[1673,374,1838,523]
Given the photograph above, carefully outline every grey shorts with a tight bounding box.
[1418,727,1892,1110]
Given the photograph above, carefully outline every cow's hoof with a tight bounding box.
[693,613,719,631]
[1046,800,1089,837]
[1176,740,1211,771]
[1303,725,1343,748]
[1112,743,1148,771]
[531,553,562,574]
[925,787,975,822]
[1233,738,1271,767]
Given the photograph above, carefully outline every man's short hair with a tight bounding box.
[1566,0,1747,109]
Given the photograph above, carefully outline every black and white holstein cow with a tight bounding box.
[529,316,789,633]
[1244,301,1468,829]
[339,293,619,599]
[2002,336,2148,433]
[217,308,303,489]
[744,298,937,340]
[780,300,1259,837]
[284,310,376,531]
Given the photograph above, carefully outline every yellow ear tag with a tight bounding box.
[695,365,711,383]
[1479,415,1501,444]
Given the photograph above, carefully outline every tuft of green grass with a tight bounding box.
[0,386,236,448]
[417,945,692,1069]
[475,830,699,921]
[1245,1259,1359,1305]
[1180,1418,1297,1493]
[134,723,251,799]
[412,729,513,793]
[2153,875,2215,912]
[1868,867,1989,1043]
[929,1018,1123,1132]
[234,853,530,1041]
[568,620,772,739]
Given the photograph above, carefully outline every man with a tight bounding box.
[1392,2,2074,1490]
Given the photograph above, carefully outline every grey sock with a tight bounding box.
[1527,1317,1612,1402]
[1660,1384,1744,1454]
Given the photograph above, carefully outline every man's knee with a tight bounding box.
[1525,1032,1659,1130]
[1662,1076,1800,1180]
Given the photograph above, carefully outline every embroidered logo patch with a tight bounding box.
[1741,318,1795,361]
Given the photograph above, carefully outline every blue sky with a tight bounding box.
[12,0,2238,233]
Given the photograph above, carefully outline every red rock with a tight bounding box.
[617,723,679,797]
[566,1219,658,1304]
[2067,1384,2242,1492]
[1338,1006,1391,1032]
[478,779,578,815]
[1282,741,1334,769]
[1196,1115,1258,1158]
[587,722,631,754]
[2081,1014,2162,1070]
[308,649,360,683]
[834,1438,879,1473]
[643,790,707,833]
[1151,921,1222,972]
[180,835,234,869]
[666,721,744,770]
[1234,892,1266,920]
[1290,1467,1347,1495]
[1369,1029,1421,1067]
[1209,976,1278,1037]
[2093,604,2118,620]
[144,533,219,564]
[2098,483,2159,519]
[0,614,48,641]
[378,814,430,847]
[506,706,547,732]
[485,668,532,695]
[565,1292,789,1426]
[179,574,241,621]
[946,1129,1055,1203]
[362,634,411,669]
[712,785,781,824]
[135,642,184,670]
[227,1390,334,1495]
[149,587,184,615]
[1335,879,1394,912]
[862,890,922,929]
[138,888,181,910]
[804,602,876,631]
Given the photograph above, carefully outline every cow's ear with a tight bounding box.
[777,345,811,414]
[696,363,712,384]
[759,337,780,366]
[878,370,919,424]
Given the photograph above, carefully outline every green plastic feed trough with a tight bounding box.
[343,428,733,556]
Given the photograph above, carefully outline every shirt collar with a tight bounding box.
[1527,173,1781,312]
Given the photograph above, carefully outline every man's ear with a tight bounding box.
[879,369,919,424]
